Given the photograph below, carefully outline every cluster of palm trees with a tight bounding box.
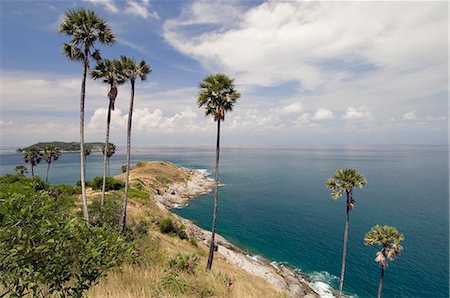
[22,145,61,182]
[60,8,150,232]
[326,168,404,298]
[58,7,403,298]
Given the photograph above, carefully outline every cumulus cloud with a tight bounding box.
[87,106,203,133]
[343,107,373,120]
[277,102,303,115]
[0,120,13,127]
[312,108,335,121]
[164,1,446,91]
[403,110,417,120]
[84,0,119,14]
[125,0,159,19]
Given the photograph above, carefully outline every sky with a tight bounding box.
[0,0,448,147]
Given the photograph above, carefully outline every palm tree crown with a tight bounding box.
[120,55,151,82]
[198,73,240,121]
[325,168,367,209]
[91,59,125,110]
[60,8,115,63]
[365,225,404,269]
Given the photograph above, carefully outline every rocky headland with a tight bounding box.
[120,161,320,297]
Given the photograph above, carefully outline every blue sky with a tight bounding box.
[1,0,448,147]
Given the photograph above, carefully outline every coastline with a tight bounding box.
[153,168,321,298]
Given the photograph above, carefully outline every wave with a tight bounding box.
[306,271,341,298]
[196,169,211,176]
[172,203,189,209]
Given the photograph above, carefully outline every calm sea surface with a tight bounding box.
[1,145,448,297]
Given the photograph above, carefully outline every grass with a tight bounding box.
[87,161,283,297]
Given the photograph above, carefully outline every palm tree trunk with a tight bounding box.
[46,162,50,183]
[377,267,385,298]
[206,119,221,271]
[108,158,110,177]
[120,80,135,234]
[31,165,34,177]
[338,191,351,297]
[80,51,89,224]
[101,99,113,217]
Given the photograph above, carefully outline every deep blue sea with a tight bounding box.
[1,145,448,297]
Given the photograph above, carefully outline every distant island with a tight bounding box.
[17,142,113,152]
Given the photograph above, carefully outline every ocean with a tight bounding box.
[1,145,448,297]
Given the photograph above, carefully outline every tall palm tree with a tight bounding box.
[325,168,367,297]
[23,146,42,177]
[102,143,116,177]
[14,165,28,176]
[42,145,62,182]
[364,225,404,298]
[60,8,115,223]
[119,56,151,234]
[198,73,240,271]
[91,59,125,213]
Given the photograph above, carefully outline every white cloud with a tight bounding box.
[164,1,446,91]
[84,0,119,14]
[343,107,373,120]
[0,120,13,127]
[125,0,159,19]
[403,110,417,120]
[312,108,334,121]
[87,106,204,133]
[277,102,303,115]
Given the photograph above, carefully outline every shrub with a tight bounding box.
[89,196,121,227]
[121,165,127,173]
[167,252,199,274]
[0,175,131,297]
[90,176,125,191]
[189,237,198,247]
[135,160,146,168]
[160,272,187,294]
[159,217,188,240]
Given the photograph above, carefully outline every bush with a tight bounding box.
[89,196,121,227]
[135,160,146,168]
[159,217,188,240]
[90,176,125,191]
[189,237,198,247]
[0,175,131,297]
[167,252,199,274]
[121,165,127,173]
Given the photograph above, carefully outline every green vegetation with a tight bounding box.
[0,175,130,297]
[18,142,110,153]
[365,225,404,298]
[23,146,42,177]
[168,252,199,274]
[14,165,28,175]
[198,73,241,271]
[159,217,188,240]
[326,168,367,297]
[42,145,62,182]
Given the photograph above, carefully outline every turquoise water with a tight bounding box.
[1,145,448,297]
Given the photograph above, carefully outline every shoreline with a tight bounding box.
[153,168,323,298]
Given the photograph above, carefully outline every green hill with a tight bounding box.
[17,142,113,152]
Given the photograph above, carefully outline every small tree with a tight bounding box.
[365,225,404,298]
[14,165,28,175]
[42,145,62,182]
[23,146,42,177]
[102,143,116,176]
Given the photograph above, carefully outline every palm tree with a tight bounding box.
[119,56,151,234]
[60,8,115,223]
[365,225,404,298]
[23,146,42,177]
[91,59,125,213]
[14,165,28,175]
[102,143,116,176]
[42,145,62,182]
[197,73,240,271]
[325,168,367,297]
